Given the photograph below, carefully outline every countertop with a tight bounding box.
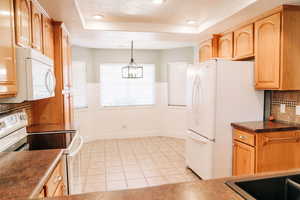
[0,149,63,200]
[27,123,77,134]
[44,178,243,200]
[231,120,300,133]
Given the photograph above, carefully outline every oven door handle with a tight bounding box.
[68,136,83,157]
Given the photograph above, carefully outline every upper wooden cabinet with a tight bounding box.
[255,13,281,90]
[218,32,233,59]
[42,15,54,59]
[254,6,300,90]
[233,24,254,60]
[199,40,213,62]
[14,0,31,47]
[31,1,43,51]
[199,35,219,62]
[0,0,17,97]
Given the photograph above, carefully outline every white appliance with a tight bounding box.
[64,131,84,194]
[186,59,264,180]
[0,48,56,103]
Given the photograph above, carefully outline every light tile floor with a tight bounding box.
[70,136,200,194]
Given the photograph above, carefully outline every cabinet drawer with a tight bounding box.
[45,161,63,196]
[233,129,255,146]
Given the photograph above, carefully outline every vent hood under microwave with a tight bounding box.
[0,48,56,103]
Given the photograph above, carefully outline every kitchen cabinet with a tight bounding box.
[199,40,212,62]
[31,22,73,125]
[254,13,281,89]
[233,141,255,176]
[254,6,300,90]
[0,0,17,97]
[42,15,54,59]
[31,1,43,52]
[218,32,233,59]
[232,128,300,176]
[37,159,67,198]
[14,0,31,47]
[199,35,219,62]
[233,24,254,60]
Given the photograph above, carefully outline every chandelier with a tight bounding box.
[122,41,143,79]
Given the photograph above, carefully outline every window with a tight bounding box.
[168,62,188,106]
[100,64,155,107]
[72,61,88,109]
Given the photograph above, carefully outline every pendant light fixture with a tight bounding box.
[122,41,143,79]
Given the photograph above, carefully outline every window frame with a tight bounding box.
[99,63,156,108]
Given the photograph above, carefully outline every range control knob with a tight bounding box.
[19,113,27,121]
[0,122,6,129]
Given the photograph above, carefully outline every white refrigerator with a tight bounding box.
[185,59,264,180]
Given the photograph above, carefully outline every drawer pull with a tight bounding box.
[239,135,247,140]
[54,176,62,184]
[263,136,300,146]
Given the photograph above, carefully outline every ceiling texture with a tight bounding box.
[38,0,300,49]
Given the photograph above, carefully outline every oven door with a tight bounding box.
[64,133,84,194]
[26,58,56,100]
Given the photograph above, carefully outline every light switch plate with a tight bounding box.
[296,106,300,116]
[280,104,286,113]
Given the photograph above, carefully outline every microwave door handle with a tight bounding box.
[45,70,56,95]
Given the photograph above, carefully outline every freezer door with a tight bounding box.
[187,61,217,140]
[186,130,214,180]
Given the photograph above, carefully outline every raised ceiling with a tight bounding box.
[38,0,300,49]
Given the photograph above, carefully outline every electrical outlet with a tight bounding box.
[280,104,286,113]
[296,106,300,116]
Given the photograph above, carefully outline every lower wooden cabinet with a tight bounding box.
[233,140,255,176]
[232,129,300,176]
[35,159,66,198]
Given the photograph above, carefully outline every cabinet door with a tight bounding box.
[42,15,54,59]
[254,13,281,89]
[199,40,212,62]
[233,24,254,60]
[31,1,43,51]
[256,131,300,173]
[218,32,233,59]
[0,0,17,97]
[62,30,73,124]
[53,181,65,197]
[14,0,31,47]
[232,141,255,176]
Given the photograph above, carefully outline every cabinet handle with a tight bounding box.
[239,135,247,140]
[54,176,62,184]
[263,136,300,146]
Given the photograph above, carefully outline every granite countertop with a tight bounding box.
[44,178,243,200]
[0,149,63,200]
[27,123,77,134]
[231,120,300,133]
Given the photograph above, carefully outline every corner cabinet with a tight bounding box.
[233,24,254,60]
[199,40,213,62]
[218,32,233,59]
[14,0,31,47]
[0,0,17,97]
[232,128,300,176]
[31,1,43,51]
[198,35,219,62]
[255,6,300,90]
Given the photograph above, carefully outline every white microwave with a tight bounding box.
[0,48,56,103]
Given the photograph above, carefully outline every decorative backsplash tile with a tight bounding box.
[271,91,300,123]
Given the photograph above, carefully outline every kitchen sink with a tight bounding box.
[226,172,300,200]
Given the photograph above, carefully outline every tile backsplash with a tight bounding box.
[271,91,300,123]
